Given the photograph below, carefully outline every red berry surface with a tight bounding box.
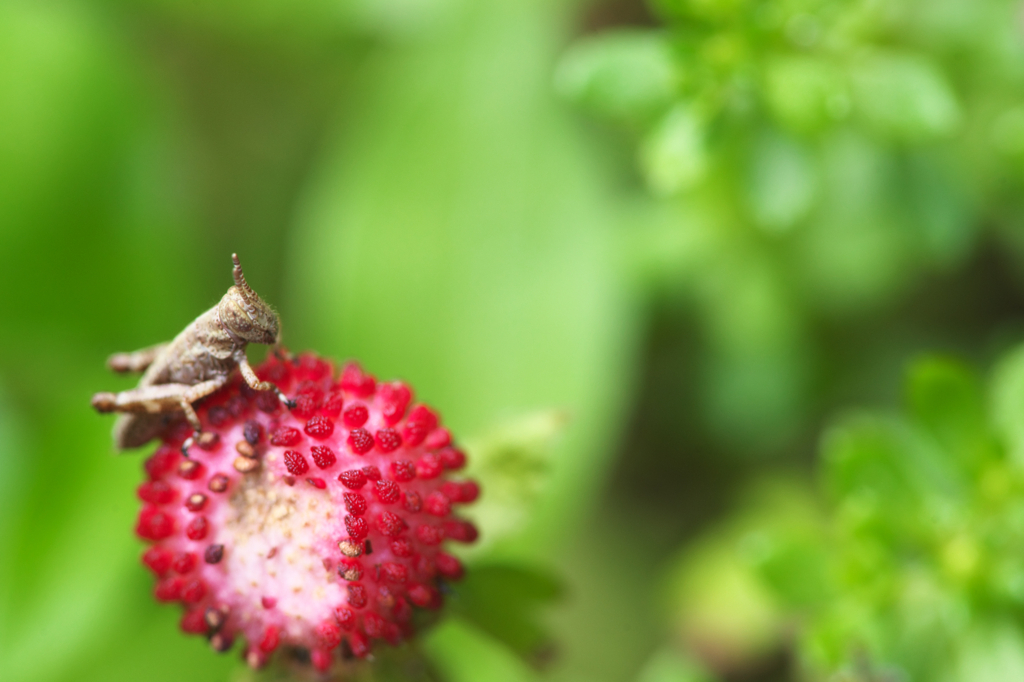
[132,353,477,671]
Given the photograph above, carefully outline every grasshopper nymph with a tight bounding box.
[92,254,294,454]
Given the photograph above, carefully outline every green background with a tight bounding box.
[4,0,1024,681]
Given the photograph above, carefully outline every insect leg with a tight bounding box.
[92,383,202,415]
[106,343,170,373]
[178,377,230,457]
[235,351,296,408]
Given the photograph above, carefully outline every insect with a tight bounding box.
[91,253,293,453]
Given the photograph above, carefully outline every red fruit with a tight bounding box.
[407,584,436,608]
[438,447,465,470]
[342,404,368,428]
[185,493,208,512]
[402,490,423,513]
[172,552,197,574]
[378,382,412,425]
[425,492,451,517]
[343,492,367,516]
[137,506,175,540]
[425,428,451,449]
[143,547,173,575]
[269,426,302,447]
[311,445,336,469]
[304,415,335,439]
[391,460,415,482]
[185,516,208,540]
[180,609,208,634]
[402,405,438,446]
[335,607,356,630]
[338,469,366,489]
[375,429,402,453]
[348,583,368,609]
[349,630,371,658]
[323,390,345,417]
[374,479,401,504]
[436,553,464,580]
[340,363,376,397]
[347,428,374,455]
[283,451,309,476]
[415,454,443,479]
[345,515,369,540]
[391,539,413,557]
[259,625,280,652]
[311,648,332,672]
[138,480,177,505]
[125,353,477,670]
[145,447,178,479]
[290,388,323,419]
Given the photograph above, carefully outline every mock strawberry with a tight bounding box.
[132,352,478,672]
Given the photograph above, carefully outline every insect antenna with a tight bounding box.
[232,253,259,298]
[231,253,262,318]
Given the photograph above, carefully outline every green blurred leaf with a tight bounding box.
[796,131,914,314]
[640,104,709,195]
[663,479,822,672]
[762,55,847,133]
[462,411,567,555]
[904,153,975,266]
[821,416,921,509]
[850,50,961,141]
[745,130,817,234]
[990,343,1024,469]
[449,563,561,659]
[555,31,678,127]
[423,617,539,682]
[906,356,991,472]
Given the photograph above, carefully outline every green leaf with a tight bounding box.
[796,131,914,314]
[850,50,961,141]
[762,55,847,133]
[821,415,921,509]
[906,356,991,473]
[745,130,817,234]
[449,563,562,659]
[640,104,709,195]
[423,618,539,682]
[555,31,678,127]
[904,153,976,267]
[461,411,567,555]
[663,479,822,670]
[990,343,1024,469]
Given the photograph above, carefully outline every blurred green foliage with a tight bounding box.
[4,0,1024,681]
[665,352,1024,680]
[559,0,1024,453]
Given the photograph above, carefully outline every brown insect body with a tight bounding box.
[93,254,290,451]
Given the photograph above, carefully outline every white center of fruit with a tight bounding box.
[217,468,347,642]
